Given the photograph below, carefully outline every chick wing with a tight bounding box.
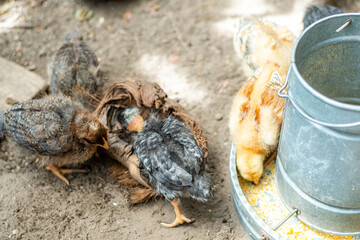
[162,118,205,174]
[135,131,193,191]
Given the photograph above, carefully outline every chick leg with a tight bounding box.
[264,150,277,168]
[161,198,195,228]
[128,158,150,188]
[46,164,88,185]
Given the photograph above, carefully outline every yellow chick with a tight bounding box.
[230,17,295,184]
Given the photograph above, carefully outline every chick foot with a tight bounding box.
[46,164,88,185]
[161,198,195,228]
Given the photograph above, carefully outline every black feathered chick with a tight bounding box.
[303,4,344,29]
[119,108,213,228]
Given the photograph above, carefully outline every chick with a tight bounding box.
[303,4,344,29]
[234,17,295,74]
[119,108,213,228]
[49,31,103,109]
[230,17,295,184]
[3,96,109,184]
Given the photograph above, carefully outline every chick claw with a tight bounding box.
[161,215,195,228]
[161,198,195,228]
[46,164,88,185]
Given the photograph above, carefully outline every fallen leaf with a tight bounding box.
[123,10,132,20]
[152,4,160,11]
[6,97,19,105]
[0,8,9,17]
[75,7,94,22]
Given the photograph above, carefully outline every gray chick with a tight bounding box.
[2,96,109,184]
[119,108,213,228]
[49,31,103,109]
[303,4,344,29]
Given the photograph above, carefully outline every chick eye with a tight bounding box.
[84,138,95,144]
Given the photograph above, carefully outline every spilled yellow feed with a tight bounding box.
[238,161,360,240]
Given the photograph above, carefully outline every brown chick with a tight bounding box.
[230,17,295,184]
[3,96,109,185]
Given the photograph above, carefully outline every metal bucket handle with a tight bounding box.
[278,64,360,128]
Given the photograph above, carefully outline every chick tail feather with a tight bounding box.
[0,111,5,140]
[188,174,213,203]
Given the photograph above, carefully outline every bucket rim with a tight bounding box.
[291,13,360,112]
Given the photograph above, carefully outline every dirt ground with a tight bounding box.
[0,0,355,239]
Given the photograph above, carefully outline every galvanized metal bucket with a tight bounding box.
[276,13,360,235]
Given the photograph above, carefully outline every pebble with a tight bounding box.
[12,229,19,235]
[220,225,231,234]
[28,65,37,71]
[215,113,223,121]
[39,49,46,57]
[112,202,118,206]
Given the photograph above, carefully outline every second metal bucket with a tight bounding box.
[275,13,360,235]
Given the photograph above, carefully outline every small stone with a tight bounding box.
[169,54,179,63]
[12,229,19,235]
[220,225,231,233]
[112,202,118,206]
[28,65,37,71]
[39,49,46,57]
[215,113,223,121]
[123,11,132,20]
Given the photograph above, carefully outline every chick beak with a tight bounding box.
[98,137,109,150]
[252,177,259,185]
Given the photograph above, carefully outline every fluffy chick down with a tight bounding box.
[230,17,295,184]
